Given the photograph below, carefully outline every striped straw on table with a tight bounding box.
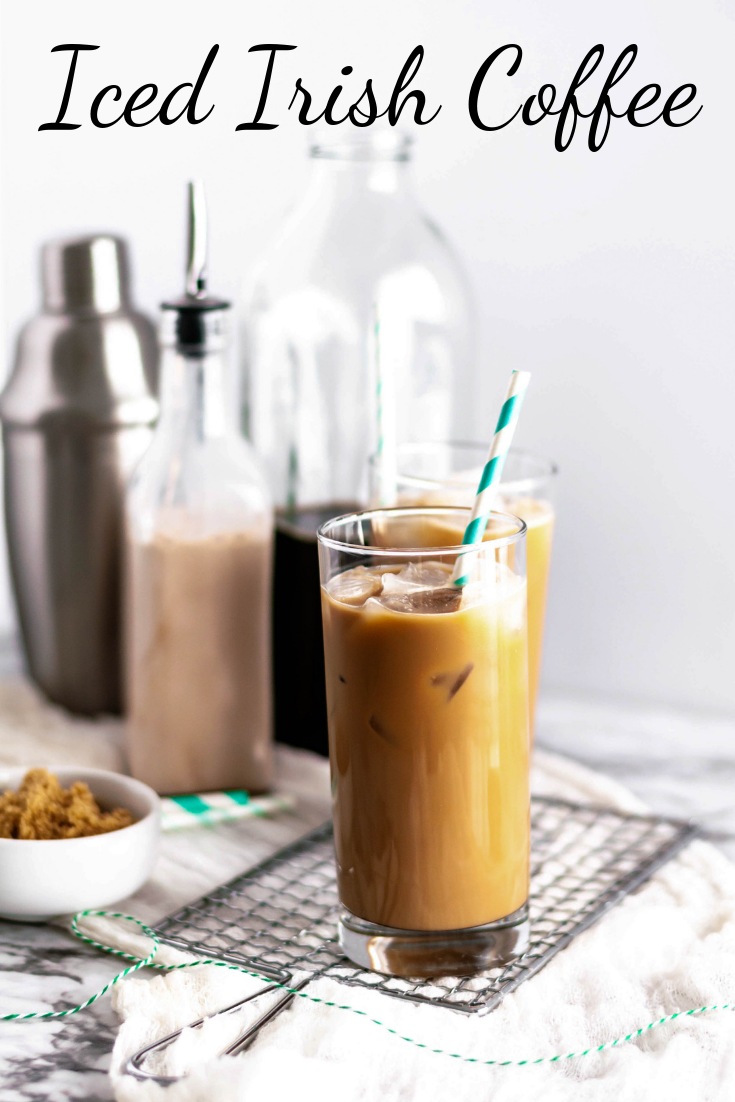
[451,369,531,587]
[160,791,294,832]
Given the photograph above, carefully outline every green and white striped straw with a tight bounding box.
[160,791,294,832]
[373,302,398,507]
[451,369,531,587]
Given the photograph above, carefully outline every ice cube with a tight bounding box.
[372,560,461,614]
[368,714,399,745]
[329,566,384,606]
[448,663,474,699]
[378,560,453,596]
[397,561,454,589]
[378,571,414,595]
[430,663,475,700]
[379,586,463,615]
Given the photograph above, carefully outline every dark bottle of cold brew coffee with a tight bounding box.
[272,505,357,756]
[241,132,474,756]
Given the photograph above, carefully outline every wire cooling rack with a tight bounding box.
[153,797,698,1017]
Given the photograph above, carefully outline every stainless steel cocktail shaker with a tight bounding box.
[0,235,158,715]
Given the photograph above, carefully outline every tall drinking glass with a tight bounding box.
[318,506,530,977]
[370,444,556,733]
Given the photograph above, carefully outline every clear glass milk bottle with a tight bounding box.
[240,131,475,756]
[125,183,273,795]
[241,130,475,509]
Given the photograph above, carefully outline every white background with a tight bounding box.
[1,0,733,714]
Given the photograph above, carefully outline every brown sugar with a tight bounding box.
[0,768,134,840]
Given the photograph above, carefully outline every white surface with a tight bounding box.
[0,673,125,772]
[93,750,735,1102]
[0,767,159,920]
[1,0,734,714]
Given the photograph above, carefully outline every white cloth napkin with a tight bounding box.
[88,750,735,1102]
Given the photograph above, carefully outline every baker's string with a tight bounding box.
[1,910,732,1068]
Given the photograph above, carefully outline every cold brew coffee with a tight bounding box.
[273,504,359,755]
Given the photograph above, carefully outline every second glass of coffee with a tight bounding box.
[371,444,557,733]
[318,507,530,978]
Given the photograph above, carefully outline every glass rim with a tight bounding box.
[317,505,527,556]
[372,442,558,495]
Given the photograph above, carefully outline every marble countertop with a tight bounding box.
[0,666,733,1100]
[536,694,735,862]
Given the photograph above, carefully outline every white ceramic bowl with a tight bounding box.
[0,767,160,921]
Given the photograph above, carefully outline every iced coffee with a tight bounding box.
[318,507,530,977]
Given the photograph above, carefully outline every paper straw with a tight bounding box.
[372,303,398,506]
[160,791,295,832]
[451,369,531,586]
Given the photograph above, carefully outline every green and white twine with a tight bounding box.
[1,909,732,1069]
[452,369,531,587]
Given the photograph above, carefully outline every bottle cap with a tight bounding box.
[42,235,131,316]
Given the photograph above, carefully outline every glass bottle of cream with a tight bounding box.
[125,183,273,795]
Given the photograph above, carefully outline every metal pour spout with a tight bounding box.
[161,181,230,351]
[185,180,209,299]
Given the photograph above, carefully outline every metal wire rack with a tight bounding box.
[153,796,698,1017]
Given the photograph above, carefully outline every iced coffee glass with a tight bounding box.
[318,506,530,978]
[371,444,556,733]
